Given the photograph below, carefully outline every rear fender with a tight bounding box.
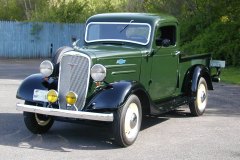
[182,65,213,96]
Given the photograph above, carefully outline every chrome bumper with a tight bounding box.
[16,103,114,122]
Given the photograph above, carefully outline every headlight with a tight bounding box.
[91,64,106,82]
[40,60,54,77]
[66,91,78,105]
[47,90,58,103]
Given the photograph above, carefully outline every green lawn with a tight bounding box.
[220,67,240,85]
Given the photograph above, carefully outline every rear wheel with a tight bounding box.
[189,77,208,116]
[113,95,142,147]
[23,101,54,134]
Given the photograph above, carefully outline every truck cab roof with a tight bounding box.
[86,13,178,26]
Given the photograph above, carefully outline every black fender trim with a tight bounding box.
[192,65,213,93]
[85,81,150,113]
[51,46,74,77]
[16,74,50,103]
[52,46,74,64]
[182,65,213,96]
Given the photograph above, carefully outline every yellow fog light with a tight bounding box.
[66,91,78,105]
[47,90,58,103]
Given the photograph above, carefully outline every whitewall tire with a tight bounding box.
[189,77,208,116]
[113,94,142,147]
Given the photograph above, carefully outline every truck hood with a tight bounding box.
[77,44,146,83]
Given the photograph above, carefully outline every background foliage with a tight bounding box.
[0,0,239,66]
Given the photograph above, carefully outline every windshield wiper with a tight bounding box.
[120,20,134,33]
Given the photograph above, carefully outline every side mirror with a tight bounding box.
[71,37,77,43]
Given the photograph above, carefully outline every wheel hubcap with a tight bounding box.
[124,103,139,140]
[35,114,51,126]
[200,91,206,103]
[197,83,207,111]
[130,113,137,129]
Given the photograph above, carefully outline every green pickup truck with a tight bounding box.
[16,13,224,147]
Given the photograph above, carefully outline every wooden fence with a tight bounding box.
[0,21,84,58]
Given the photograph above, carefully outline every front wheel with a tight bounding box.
[189,77,208,116]
[23,101,54,134]
[113,94,142,147]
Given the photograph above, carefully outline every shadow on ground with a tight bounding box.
[0,113,170,151]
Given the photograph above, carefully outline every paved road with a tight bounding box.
[0,59,239,160]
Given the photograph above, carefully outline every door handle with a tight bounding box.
[172,51,180,56]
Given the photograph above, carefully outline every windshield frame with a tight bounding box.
[85,22,152,45]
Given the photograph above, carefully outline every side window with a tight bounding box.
[156,25,176,47]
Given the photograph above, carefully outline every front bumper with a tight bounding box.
[16,103,114,122]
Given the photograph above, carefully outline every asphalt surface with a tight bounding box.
[0,59,239,160]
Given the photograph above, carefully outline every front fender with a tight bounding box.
[85,81,147,111]
[16,74,49,102]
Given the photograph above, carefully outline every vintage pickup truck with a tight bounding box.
[16,13,224,147]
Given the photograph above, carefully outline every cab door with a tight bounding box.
[148,23,179,101]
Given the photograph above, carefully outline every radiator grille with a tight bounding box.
[58,53,90,110]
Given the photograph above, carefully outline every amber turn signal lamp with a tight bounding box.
[66,91,78,105]
[47,90,58,103]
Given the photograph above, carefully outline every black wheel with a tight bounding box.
[113,94,142,147]
[189,77,208,116]
[23,101,54,134]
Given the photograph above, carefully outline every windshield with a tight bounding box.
[85,22,152,45]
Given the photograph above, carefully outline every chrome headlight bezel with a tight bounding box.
[40,60,54,77]
[90,64,106,82]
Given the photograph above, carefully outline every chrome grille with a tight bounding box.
[58,52,90,110]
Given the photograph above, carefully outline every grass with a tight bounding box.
[219,67,240,85]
